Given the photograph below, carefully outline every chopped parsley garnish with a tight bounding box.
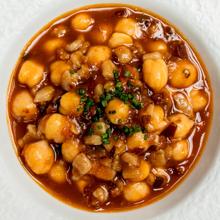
[122,125,142,136]
[113,70,119,80]
[124,70,131,78]
[84,98,94,113]
[101,128,111,144]
[130,97,143,109]
[77,88,86,96]
[144,134,148,140]
[87,127,94,136]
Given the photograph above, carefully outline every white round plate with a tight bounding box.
[0,0,220,219]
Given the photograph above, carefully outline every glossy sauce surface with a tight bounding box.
[8,5,212,211]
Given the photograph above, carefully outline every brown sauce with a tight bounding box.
[7,4,212,212]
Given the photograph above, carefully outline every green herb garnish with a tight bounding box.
[124,70,131,78]
[122,125,142,136]
[101,128,111,144]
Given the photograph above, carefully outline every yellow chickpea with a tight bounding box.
[170,140,189,161]
[114,46,132,64]
[62,139,80,163]
[49,161,67,183]
[59,91,82,115]
[91,23,113,43]
[18,60,44,87]
[23,140,54,174]
[123,160,151,182]
[190,89,208,112]
[145,40,168,55]
[43,38,65,54]
[86,46,112,66]
[143,58,168,92]
[12,90,38,121]
[71,13,95,31]
[44,113,70,143]
[105,98,130,124]
[50,60,71,86]
[101,59,117,80]
[127,132,149,150]
[108,32,133,48]
[169,59,198,88]
[94,84,104,102]
[141,104,167,133]
[169,113,194,139]
[115,18,142,38]
[75,176,91,193]
[123,182,150,202]
[143,52,162,61]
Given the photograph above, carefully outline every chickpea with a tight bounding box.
[169,113,194,139]
[127,132,149,150]
[71,13,94,31]
[173,92,193,117]
[91,122,107,135]
[115,18,142,38]
[143,59,168,92]
[190,89,208,112]
[108,32,133,48]
[123,182,150,202]
[104,81,115,92]
[44,113,70,143]
[87,46,111,66]
[59,92,82,115]
[114,46,132,64]
[123,160,150,181]
[105,98,130,124]
[12,90,38,122]
[168,59,198,88]
[34,86,55,103]
[91,23,113,44]
[49,161,66,183]
[75,175,91,193]
[43,38,65,53]
[145,40,168,55]
[101,60,117,80]
[141,104,167,133]
[84,135,102,145]
[18,60,44,87]
[62,139,80,162]
[170,140,189,161]
[143,52,162,61]
[23,140,54,174]
[50,60,71,86]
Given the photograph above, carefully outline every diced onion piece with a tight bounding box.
[34,86,55,103]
